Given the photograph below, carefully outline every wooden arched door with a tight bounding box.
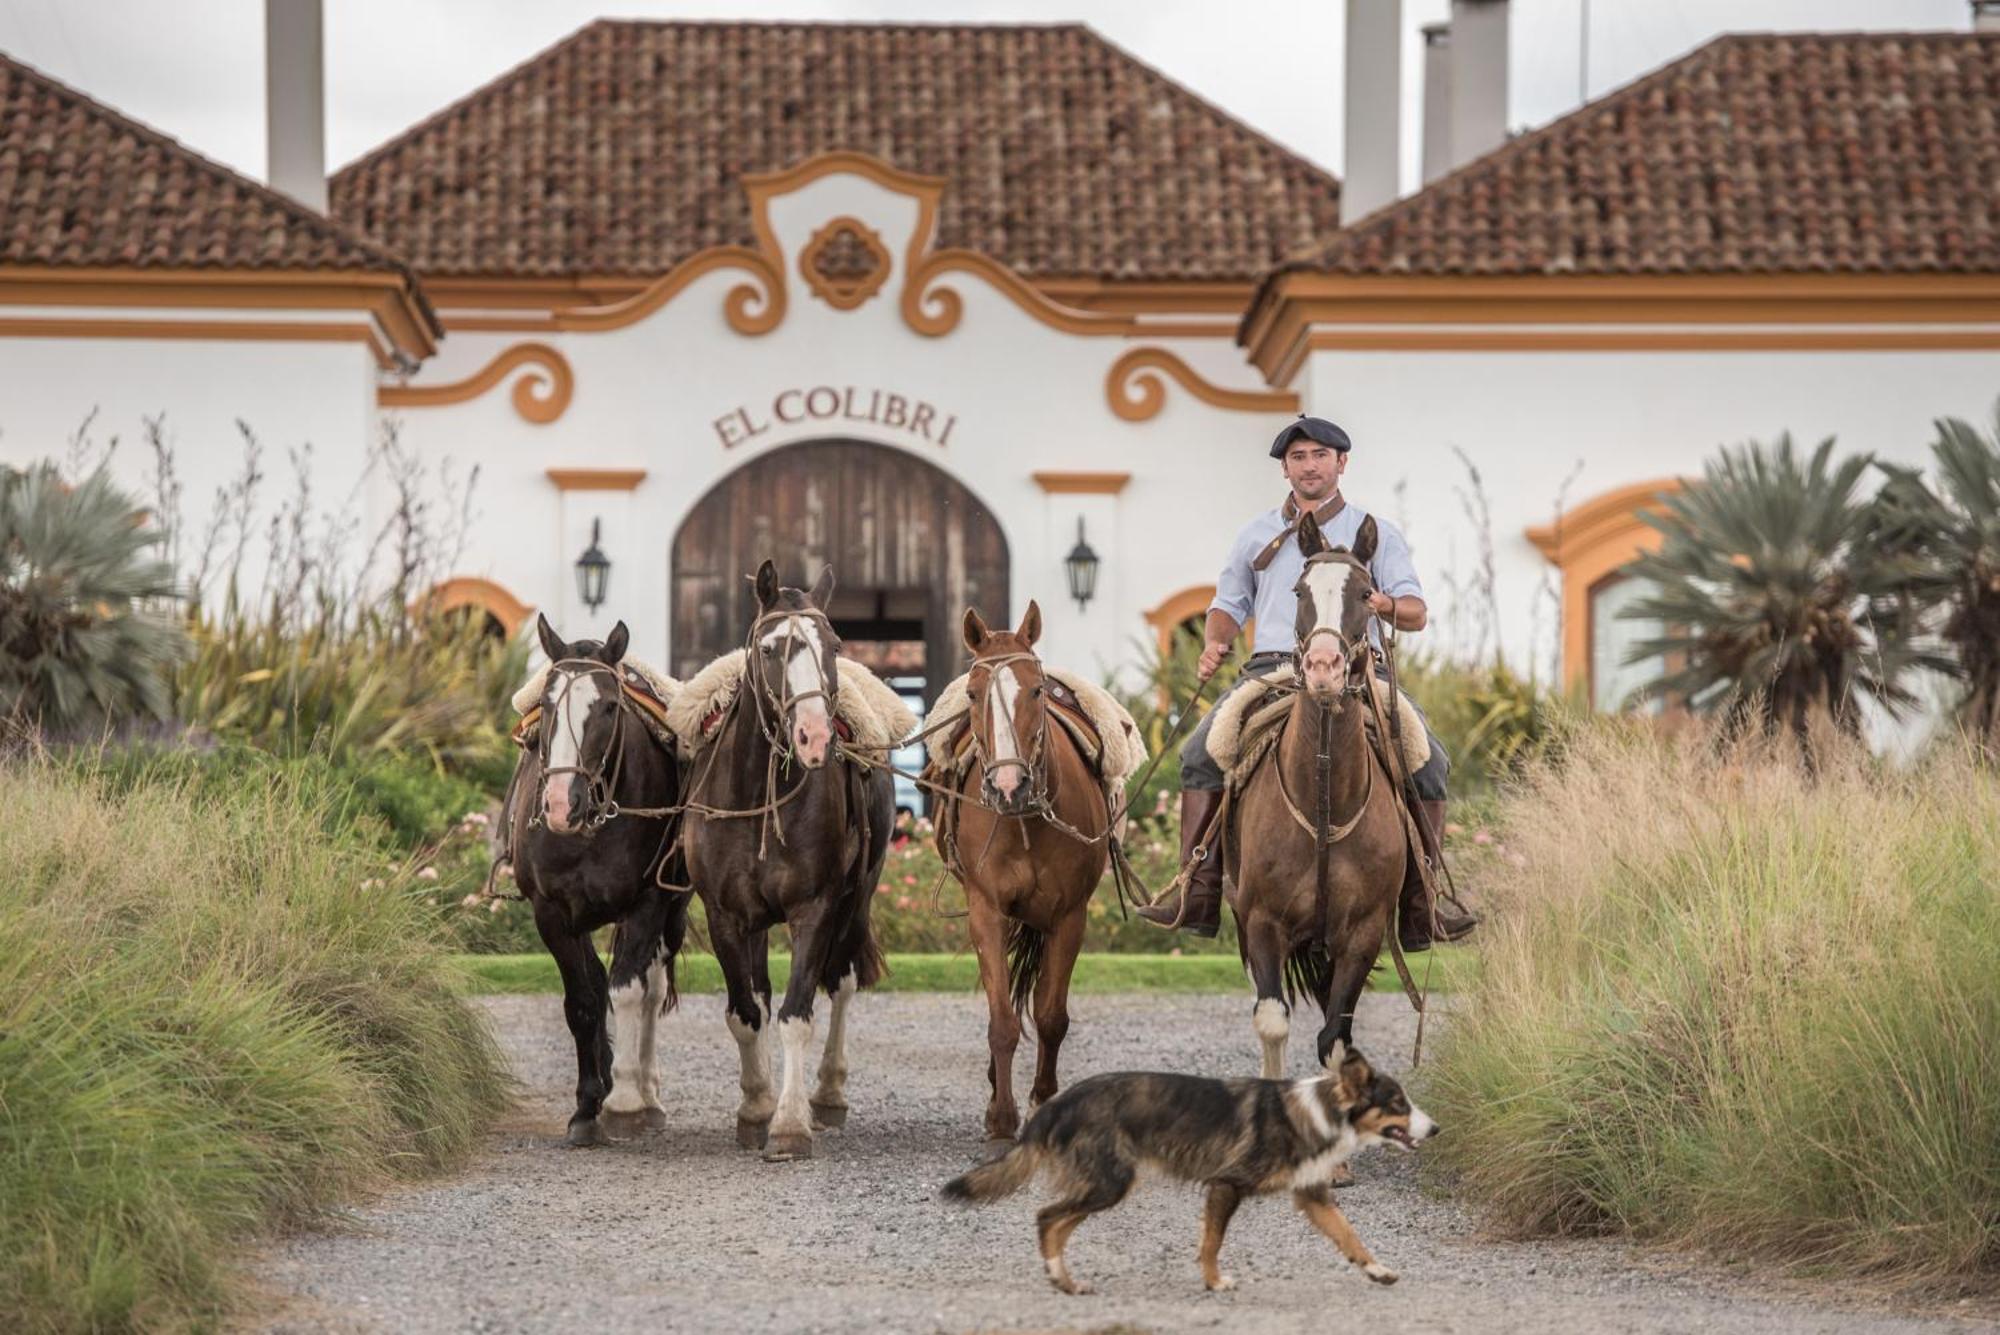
[669,440,1009,708]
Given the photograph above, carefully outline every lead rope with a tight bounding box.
[1370,620,1434,1067]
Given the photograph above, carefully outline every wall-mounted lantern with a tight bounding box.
[1064,517,1100,612]
[574,518,611,614]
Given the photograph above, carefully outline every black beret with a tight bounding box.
[1270,415,1353,459]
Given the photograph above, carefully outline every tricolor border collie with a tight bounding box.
[942,1043,1436,1294]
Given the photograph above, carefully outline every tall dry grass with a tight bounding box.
[1427,722,2000,1285]
[0,758,510,1332]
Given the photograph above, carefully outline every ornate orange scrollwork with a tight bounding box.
[379,342,575,424]
[1104,347,1301,422]
[800,217,892,310]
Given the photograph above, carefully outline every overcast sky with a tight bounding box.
[0,0,1974,194]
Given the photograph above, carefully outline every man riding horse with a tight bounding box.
[1138,415,1477,951]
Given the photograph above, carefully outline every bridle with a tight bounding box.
[744,604,841,763]
[535,656,638,831]
[966,650,1053,814]
[1293,548,1376,700]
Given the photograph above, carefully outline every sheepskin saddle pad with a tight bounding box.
[662,649,918,753]
[509,657,681,750]
[1204,664,1430,787]
[925,666,1145,788]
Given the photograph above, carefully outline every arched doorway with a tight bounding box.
[669,440,1010,710]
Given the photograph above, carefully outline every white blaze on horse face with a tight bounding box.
[986,664,1026,797]
[762,614,833,767]
[1298,561,1351,693]
[541,667,602,831]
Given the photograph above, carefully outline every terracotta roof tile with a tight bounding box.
[0,48,422,282]
[1291,32,2000,277]
[328,20,1343,282]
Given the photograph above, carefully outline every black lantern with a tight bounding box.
[1063,517,1100,611]
[574,518,611,614]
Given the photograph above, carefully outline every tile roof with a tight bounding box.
[328,20,1343,282]
[1288,32,2000,277]
[0,48,423,282]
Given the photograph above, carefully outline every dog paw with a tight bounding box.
[1205,1273,1237,1293]
[1363,1263,1399,1286]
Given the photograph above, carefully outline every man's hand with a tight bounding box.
[1368,589,1395,619]
[1198,640,1230,681]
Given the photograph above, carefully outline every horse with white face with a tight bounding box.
[507,615,689,1146]
[682,561,891,1162]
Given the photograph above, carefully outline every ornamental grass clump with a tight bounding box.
[0,758,509,1332]
[1426,721,2000,1286]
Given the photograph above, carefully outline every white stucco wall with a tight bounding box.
[0,334,381,608]
[1302,345,2000,683]
[392,166,1298,688]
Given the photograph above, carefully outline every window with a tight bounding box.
[1588,574,1665,714]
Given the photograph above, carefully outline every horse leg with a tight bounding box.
[601,896,673,1135]
[966,888,1021,1140]
[765,901,832,1162]
[810,967,856,1129]
[1027,906,1087,1113]
[711,912,774,1149]
[533,902,612,1147]
[1317,943,1379,1070]
[1243,915,1291,1079]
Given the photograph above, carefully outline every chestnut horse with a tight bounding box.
[943,602,1110,1140]
[682,562,890,1162]
[1226,513,1420,1078]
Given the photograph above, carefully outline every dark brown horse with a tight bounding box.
[682,561,890,1161]
[943,602,1110,1141]
[1226,513,1419,1078]
[508,615,689,1146]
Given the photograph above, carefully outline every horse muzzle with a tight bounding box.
[1300,631,1349,699]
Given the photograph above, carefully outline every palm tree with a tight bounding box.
[0,462,188,735]
[1617,434,1943,745]
[1871,407,2000,756]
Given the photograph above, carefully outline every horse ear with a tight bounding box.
[602,620,629,664]
[536,613,565,663]
[963,607,990,652]
[1016,599,1042,647]
[1353,515,1379,566]
[808,564,836,610]
[1297,510,1327,558]
[753,560,778,609]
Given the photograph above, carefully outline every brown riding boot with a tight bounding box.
[1137,789,1225,938]
[1399,798,1478,953]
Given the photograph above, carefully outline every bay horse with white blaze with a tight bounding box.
[681,562,891,1162]
[944,602,1110,1141]
[1226,513,1419,1078]
[507,615,689,1147]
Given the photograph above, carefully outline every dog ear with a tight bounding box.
[601,620,629,664]
[1337,1046,1373,1102]
[808,564,836,610]
[753,560,778,609]
[1016,599,1042,648]
[963,606,990,652]
[1352,515,1379,566]
[536,613,566,664]
[1297,509,1327,559]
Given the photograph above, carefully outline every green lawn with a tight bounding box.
[455,947,1472,996]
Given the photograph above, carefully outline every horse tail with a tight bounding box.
[850,921,887,992]
[942,1142,1044,1204]
[1006,920,1047,1016]
[1284,941,1334,1011]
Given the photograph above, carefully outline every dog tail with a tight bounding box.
[942,1143,1043,1204]
[1005,920,1046,1016]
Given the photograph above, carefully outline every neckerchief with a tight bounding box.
[1250,492,1347,572]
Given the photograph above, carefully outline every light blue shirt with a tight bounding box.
[1210,500,1425,657]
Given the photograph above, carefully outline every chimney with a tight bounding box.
[1976,0,2000,31]
[1448,0,1509,170]
[1341,0,1403,223]
[1420,22,1452,184]
[265,0,326,212]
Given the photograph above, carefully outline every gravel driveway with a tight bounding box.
[254,991,1995,1335]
